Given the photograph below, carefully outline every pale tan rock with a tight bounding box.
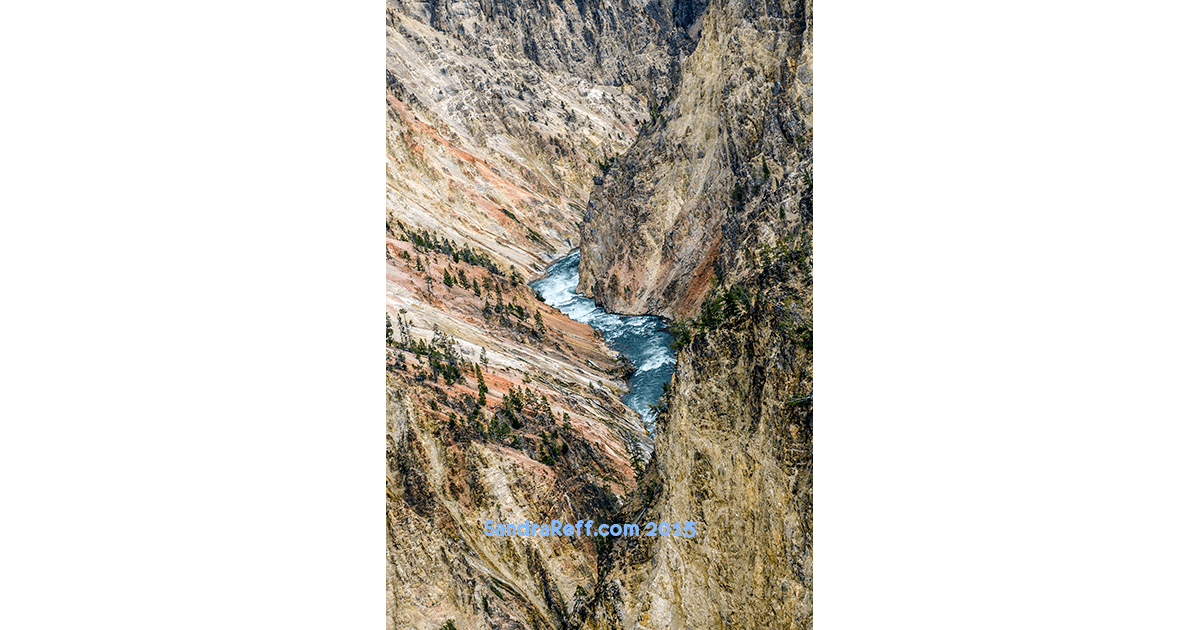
[386,0,814,627]
[579,0,813,319]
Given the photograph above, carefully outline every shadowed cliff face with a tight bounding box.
[579,0,813,318]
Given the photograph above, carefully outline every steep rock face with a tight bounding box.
[386,0,706,279]
[385,1,709,628]
[407,0,694,101]
[578,0,813,318]
[387,7,636,276]
[570,254,813,630]
[661,0,709,34]
[388,0,814,626]
[388,375,641,630]
[568,0,814,627]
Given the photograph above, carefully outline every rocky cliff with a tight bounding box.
[388,0,813,626]
[568,0,814,627]
[578,0,813,318]
[386,1,706,628]
[388,367,641,630]
[386,0,699,277]
[569,249,813,629]
[403,0,696,100]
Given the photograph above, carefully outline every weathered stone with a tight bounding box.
[579,0,813,319]
[386,0,814,626]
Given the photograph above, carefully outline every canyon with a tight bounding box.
[386,0,812,627]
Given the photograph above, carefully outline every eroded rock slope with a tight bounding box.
[579,0,813,317]
[570,255,813,629]
[387,0,814,626]
[386,1,709,628]
[570,0,814,627]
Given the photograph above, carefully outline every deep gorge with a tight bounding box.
[387,0,812,627]
[531,250,676,436]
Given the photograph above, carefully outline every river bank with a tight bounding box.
[530,250,676,434]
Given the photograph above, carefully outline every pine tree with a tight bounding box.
[443,268,455,287]
[534,309,545,333]
[472,278,480,296]
[385,314,395,346]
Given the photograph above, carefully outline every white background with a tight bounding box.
[1,0,1197,627]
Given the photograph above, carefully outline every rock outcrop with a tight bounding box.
[578,0,813,318]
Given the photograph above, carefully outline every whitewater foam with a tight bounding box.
[530,250,677,434]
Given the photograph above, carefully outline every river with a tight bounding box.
[530,250,676,434]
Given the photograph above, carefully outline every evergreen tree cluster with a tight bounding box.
[669,232,812,351]
[491,383,551,430]
[537,426,568,467]
[481,281,548,339]
[393,221,502,275]
[386,311,415,373]
[423,362,573,470]
[388,321,475,385]
[386,310,414,348]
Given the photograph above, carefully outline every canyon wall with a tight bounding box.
[569,259,813,629]
[386,1,701,628]
[387,0,813,626]
[569,0,814,627]
[578,0,813,318]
